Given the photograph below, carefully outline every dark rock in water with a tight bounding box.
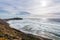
[0,19,53,40]
[3,17,23,21]
[48,18,60,22]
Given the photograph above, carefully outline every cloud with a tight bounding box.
[0,0,60,18]
[28,0,60,15]
[0,0,34,18]
[16,11,30,15]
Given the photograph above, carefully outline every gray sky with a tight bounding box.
[0,0,60,18]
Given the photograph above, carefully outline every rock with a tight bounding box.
[0,19,9,26]
[3,17,23,21]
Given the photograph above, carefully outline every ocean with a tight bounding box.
[7,18,60,40]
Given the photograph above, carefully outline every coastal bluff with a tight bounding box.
[0,18,52,40]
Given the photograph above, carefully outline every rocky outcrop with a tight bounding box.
[0,19,9,25]
[3,18,23,21]
[0,19,53,40]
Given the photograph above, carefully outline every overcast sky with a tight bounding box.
[0,0,60,18]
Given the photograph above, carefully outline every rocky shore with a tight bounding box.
[0,18,53,40]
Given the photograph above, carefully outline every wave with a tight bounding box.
[7,18,60,40]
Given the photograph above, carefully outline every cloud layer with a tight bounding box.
[0,0,60,18]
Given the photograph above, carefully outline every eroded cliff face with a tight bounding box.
[0,19,52,40]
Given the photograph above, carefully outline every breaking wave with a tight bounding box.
[7,18,60,40]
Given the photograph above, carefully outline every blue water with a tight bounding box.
[7,18,60,40]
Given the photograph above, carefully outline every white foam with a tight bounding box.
[7,19,60,40]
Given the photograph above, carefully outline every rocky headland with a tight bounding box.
[0,18,53,40]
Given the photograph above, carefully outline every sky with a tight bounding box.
[0,0,60,18]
